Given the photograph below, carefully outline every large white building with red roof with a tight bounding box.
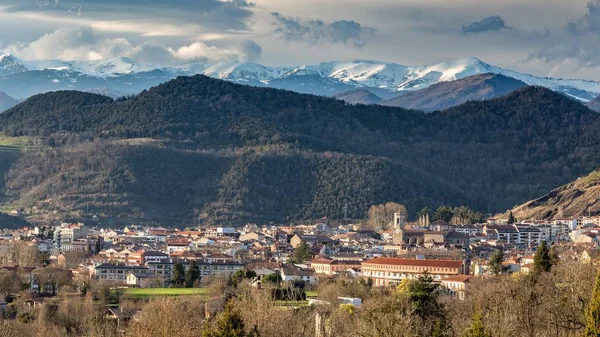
[361,257,468,286]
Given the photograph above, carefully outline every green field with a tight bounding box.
[124,288,208,299]
[0,136,41,153]
[305,291,318,298]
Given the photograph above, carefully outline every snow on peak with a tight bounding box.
[0,55,600,101]
[0,53,28,76]
[81,57,145,76]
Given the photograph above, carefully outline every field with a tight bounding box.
[0,136,41,153]
[124,288,208,299]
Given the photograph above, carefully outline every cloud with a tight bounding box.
[5,27,131,61]
[566,0,600,34]
[271,12,375,47]
[171,39,262,63]
[2,0,256,31]
[529,0,600,69]
[461,16,510,34]
[5,27,262,65]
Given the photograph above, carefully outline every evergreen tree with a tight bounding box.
[507,211,515,224]
[434,206,454,222]
[462,311,492,337]
[171,263,185,287]
[94,238,101,254]
[185,260,200,288]
[549,245,559,265]
[533,241,552,273]
[488,250,504,275]
[203,301,258,337]
[584,269,600,337]
[292,241,313,263]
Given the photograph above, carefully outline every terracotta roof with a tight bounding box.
[362,258,463,268]
[442,275,472,283]
[311,259,334,265]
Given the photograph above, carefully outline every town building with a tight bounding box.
[361,257,468,286]
[311,258,362,275]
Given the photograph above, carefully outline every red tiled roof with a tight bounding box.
[442,275,472,283]
[362,258,463,268]
[311,259,334,265]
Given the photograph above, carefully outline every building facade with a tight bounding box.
[361,257,467,287]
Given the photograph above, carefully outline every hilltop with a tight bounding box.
[507,169,600,221]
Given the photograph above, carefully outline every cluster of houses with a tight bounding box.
[1,213,600,302]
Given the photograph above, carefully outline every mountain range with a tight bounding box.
[2,53,600,107]
[1,75,600,225]
[379,73,528,112]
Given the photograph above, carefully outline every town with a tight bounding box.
[1,204,599,333]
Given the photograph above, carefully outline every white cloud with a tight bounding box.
[6,27,131,61]
[5,27,262,65]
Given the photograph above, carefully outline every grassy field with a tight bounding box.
[124,288,208,299]
[0,136,41,153]
[305,291,318,298]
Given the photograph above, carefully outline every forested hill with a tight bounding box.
[1,76,600,225]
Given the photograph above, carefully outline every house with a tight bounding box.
[166,239,191,253]
[444,231,471,248]
[311,258,362,275]
[281,266,318,284]
[126,273,162,288]
[429,220,451,232]
[440,275,471,300]
[290,234,333,248]
[93,263,149,282]
[361,257,468,286]
[239,232,265,242]
[105,308,139,328]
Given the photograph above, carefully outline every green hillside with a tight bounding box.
[0,76,599,225]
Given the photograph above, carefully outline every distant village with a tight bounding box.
[1,209,599,308]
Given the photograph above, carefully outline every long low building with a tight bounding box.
[311,258,362,275]
[361,257,468,287]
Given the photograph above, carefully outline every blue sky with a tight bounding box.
[1,0,600,80]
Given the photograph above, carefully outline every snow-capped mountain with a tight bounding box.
[1,53,600,103]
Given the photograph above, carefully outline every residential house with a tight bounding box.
[93,263,149,282]
[440,275,471,300]
[281,266,318,284]
[290,234,333,248]
[311,258,362,275]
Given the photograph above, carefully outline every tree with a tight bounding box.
[203,301,258,337]
[507,211,515,224]
[171,263,185,287]
[292,241,313,263]
[34,267,71,295]
[451,206,484,225]
[585,269,600,337]
[533,241,552,274]
[231,270,257,285]
[262,273,281,285]
[488,250,504,275]
[366,202,408,230]
[462,311,492,337]
[184,260,200,288]
[433,206,454,222]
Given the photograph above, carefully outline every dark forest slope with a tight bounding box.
[1,77,599,224]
